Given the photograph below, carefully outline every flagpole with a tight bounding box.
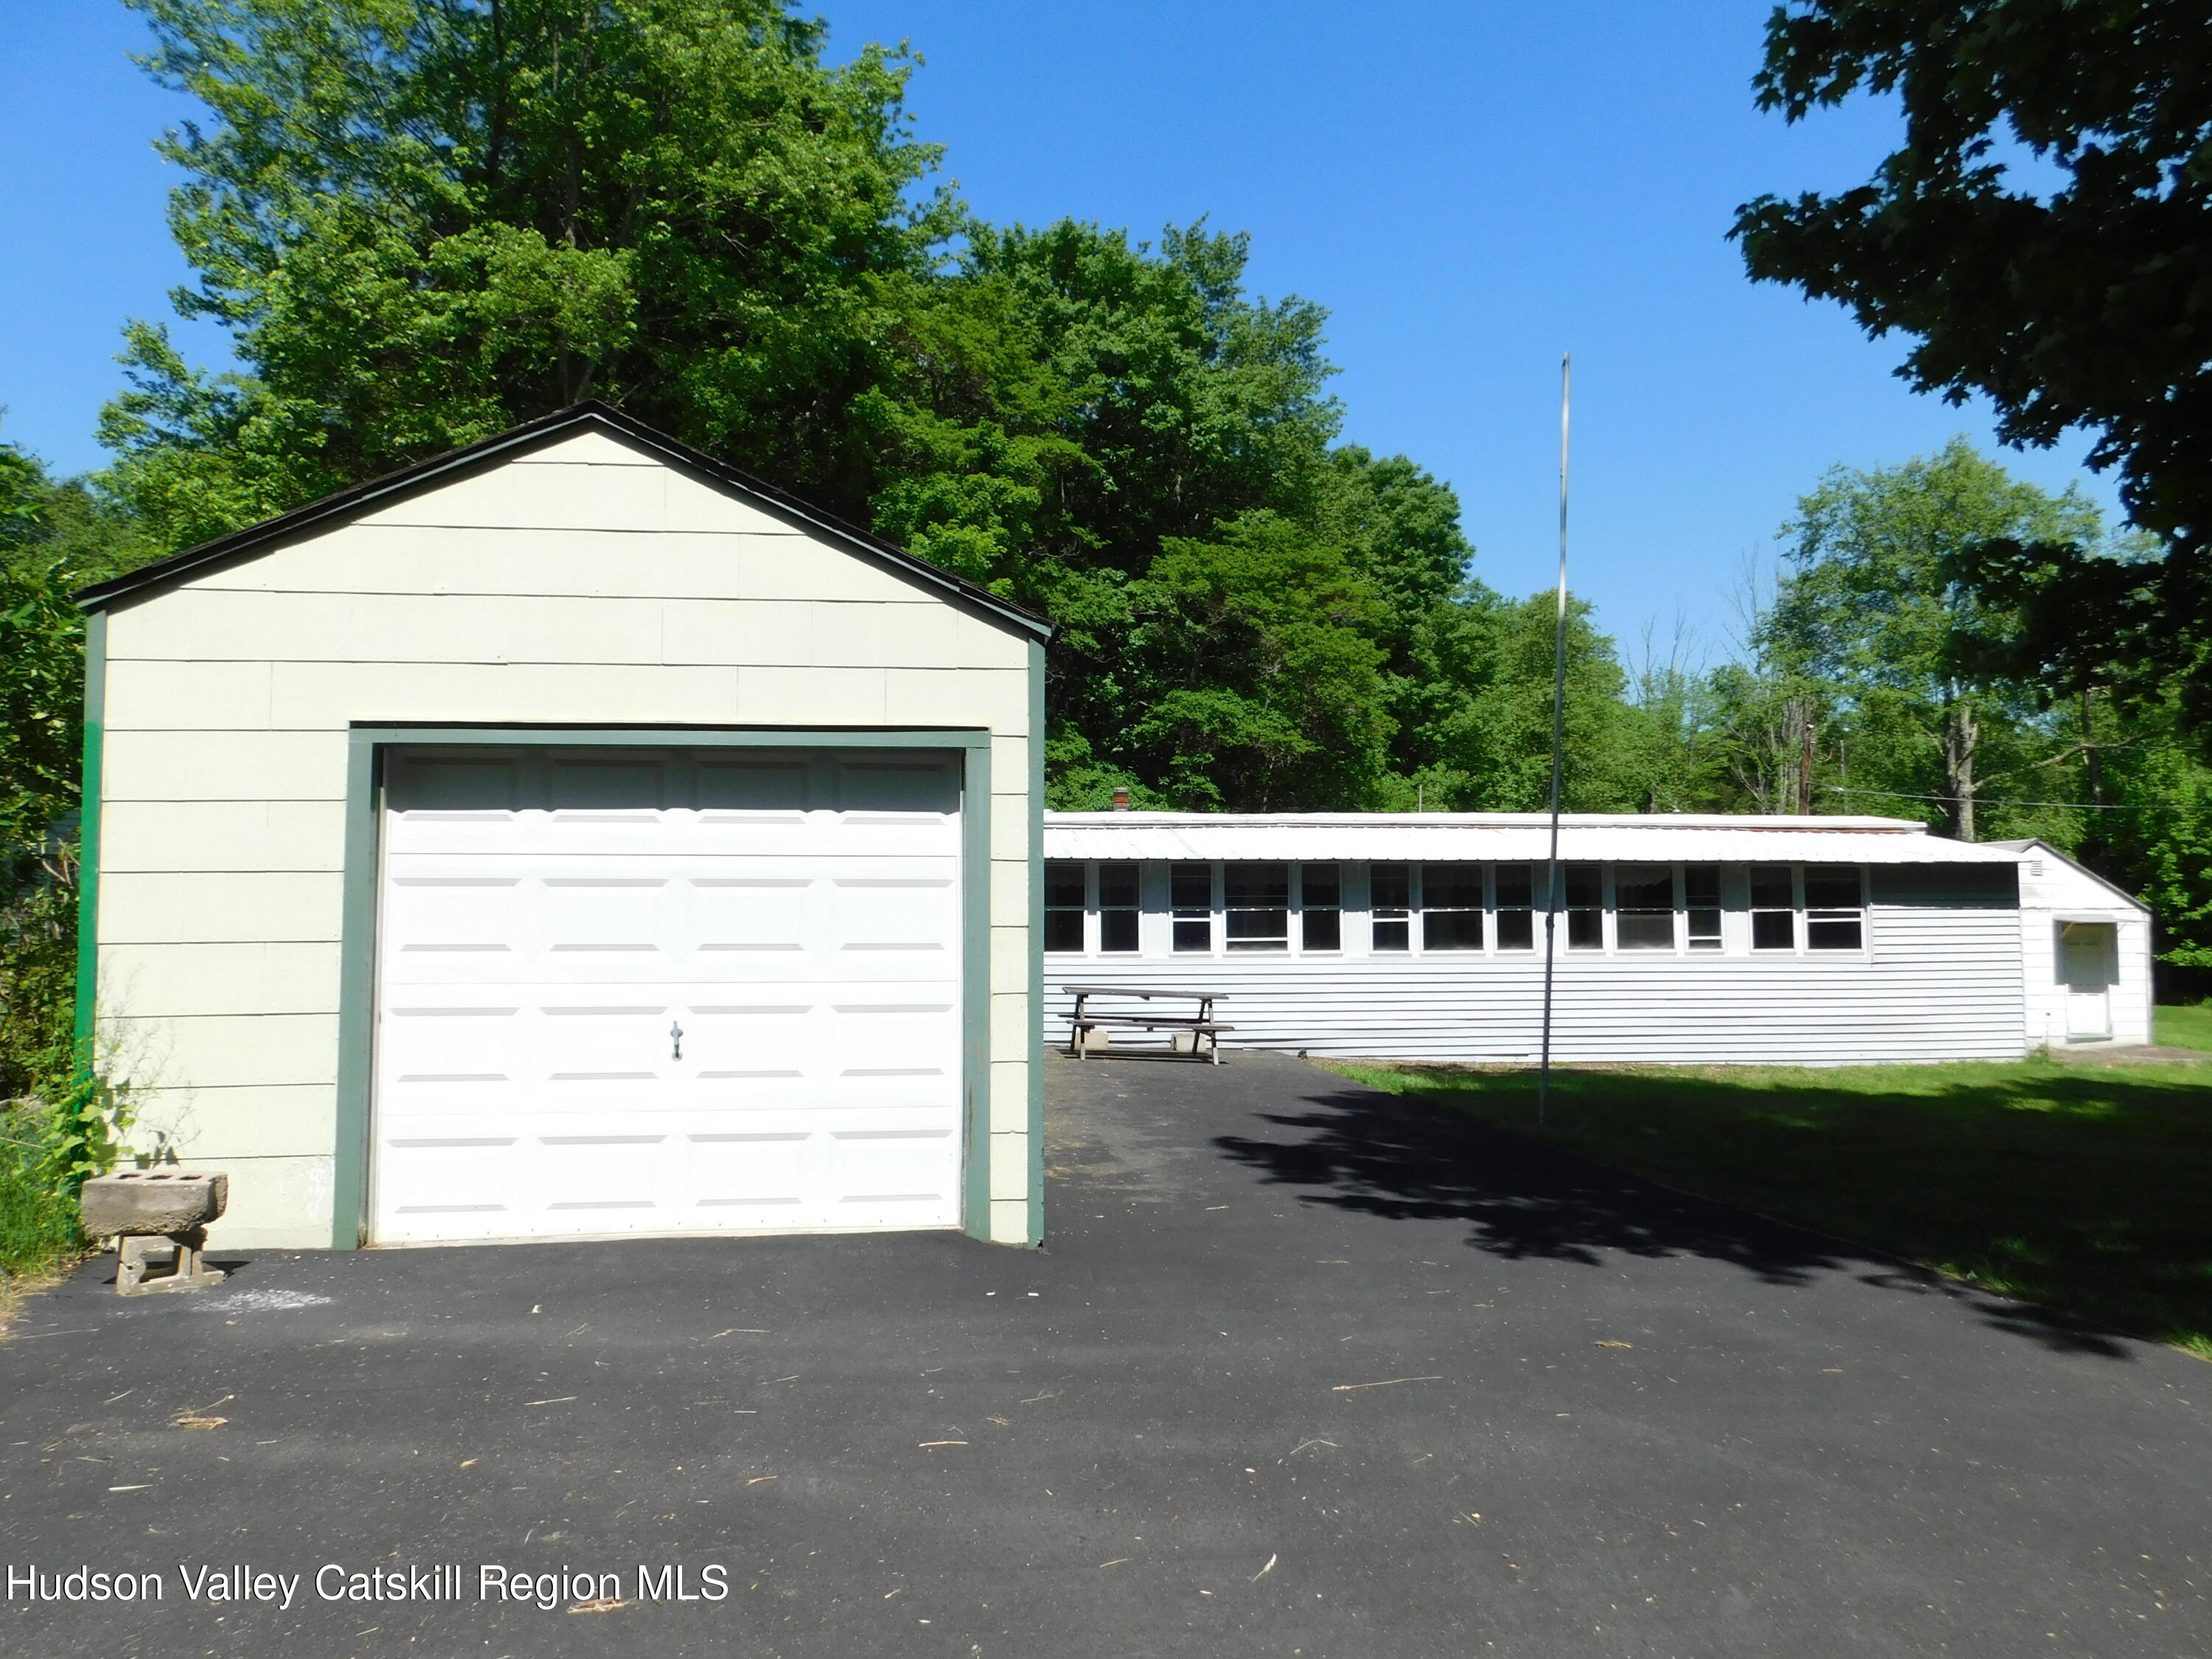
[1538,352,1570,1127]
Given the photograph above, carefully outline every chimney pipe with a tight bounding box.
[1110,787,1131,812]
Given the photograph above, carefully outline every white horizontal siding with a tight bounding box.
[1043,906,2028,1064]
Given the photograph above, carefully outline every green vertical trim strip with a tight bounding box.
[71,612,107,1063]
[1026,641,1046,1245]
[330,730,382,1248]
[959,737,995,1241]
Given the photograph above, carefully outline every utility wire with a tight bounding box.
[1822,785,2212,814]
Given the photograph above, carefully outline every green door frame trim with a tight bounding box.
[331,723,1004,1251]
[1026,641,1047,1245]
[71,612,107,1061]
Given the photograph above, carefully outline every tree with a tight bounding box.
[0,435,148,1102]
[108,0,949,548]
[1731,0,2212,728]
[104,1,1498,814]
[1436,594,1658,813]
[1759,439,2097,839]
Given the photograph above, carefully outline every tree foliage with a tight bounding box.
[103,0,1517,813]
[1759,438,2099,840]
[0,435,146,1105]
[17,1,2206,985]
[1731,0,2212,731]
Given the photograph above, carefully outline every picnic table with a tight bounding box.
[1061,984,1233,1064]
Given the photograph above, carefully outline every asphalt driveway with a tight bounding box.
[2,1050,2205,1658]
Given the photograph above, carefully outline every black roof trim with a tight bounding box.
[72,400,1054,639]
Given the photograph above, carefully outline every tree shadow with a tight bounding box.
[1212,1077,2145,1360]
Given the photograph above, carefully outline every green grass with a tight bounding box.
[2154,1002,2212,1051]
[0,1103,83,1284]
[1329,1057,2212,1359]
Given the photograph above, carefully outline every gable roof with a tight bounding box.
[72,400,1053,640]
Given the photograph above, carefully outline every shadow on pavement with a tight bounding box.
[1212,1078,2138,1360]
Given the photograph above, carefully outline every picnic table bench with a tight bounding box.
[1061,984,1232,1064]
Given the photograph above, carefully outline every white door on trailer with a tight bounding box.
[2057,920,2117,1041]
[371,746,964,1244]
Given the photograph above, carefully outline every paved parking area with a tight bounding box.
[1,1050,2205,1658]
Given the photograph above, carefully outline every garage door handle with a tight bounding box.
[669,1020,684,1061]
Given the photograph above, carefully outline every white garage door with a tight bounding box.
[371,746,965,1244]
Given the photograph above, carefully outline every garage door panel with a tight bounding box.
[539,1003,670,1082]
[833,758,959,815]
[539,1133,666,1210]
[373,744,966,1244]
[387,751,530,811]
[541,877,669,956]
[690,879,810,953]
[682,1130,810,1210]
[695,758,810,813]
[547,752,672,809]
[682,1003,811,1082]
[379,1135,519,1222]
[386,877,521,956]
[830,1127,958,1204]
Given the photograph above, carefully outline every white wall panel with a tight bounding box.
[131,1084,338,1160]
[102,728,348,802]
[100,872,344,944]
[99,943,340,1019]
[186,524,928,604]
[732,664,887,724]
[887,668,1030,736]
[353,451,796,536]
[112,588,670,664]
[101,1013,339,1092]
[955,610,1034,671]
[104,659,275,730]
[99,802,347,874]
[261,661,742,728]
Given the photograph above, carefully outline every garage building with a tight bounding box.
[74,403,1048,1251]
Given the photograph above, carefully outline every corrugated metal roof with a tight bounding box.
[1043,812,2019,864]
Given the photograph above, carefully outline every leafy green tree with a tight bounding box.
[1759,439,2098,839]
[0,436,147,1104]
[108,0,949,547]
[103,1,1522,815]
[1115,512,1391,810]
[1731,0,2212,730]
[1436,594,1655,813]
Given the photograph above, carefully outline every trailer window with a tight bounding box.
[1098,862,1140,953]
[1494,863,1534,950]
[1565,863,1603,948]
[1804,866,1864,950]
[1225,863,1290,951]
[1683,864,1722,949]
[1613,863,1675,950]
[1045,861,1085,952]
[1750,865,1796,950]
[1301,864,1342,952]
[1371,863,1411,951]
[1421,864,1484,950]
[1172,863,1214,953]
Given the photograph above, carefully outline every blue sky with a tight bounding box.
[0,0,2123,660]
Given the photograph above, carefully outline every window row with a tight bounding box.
[1043,861,1867,955]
